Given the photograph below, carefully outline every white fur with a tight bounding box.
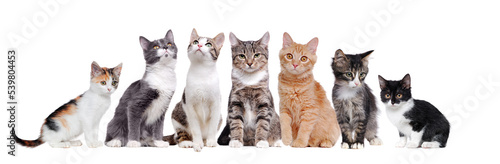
[126,140,141,148]
[352,143,364,149]
[385,98,415,137]
[395,137,407,148]
[232,69,267,86]
[178,141,194,148]
[341,142,350,149]
[272,140,283,147]
[348,72,361,88]
[229,140,243,148]
[256,140,269,148]
[106,139,122,147]
[153,140,169,148]
[421,141,440,148]
[336,86,361,100]
[369,138,383,145]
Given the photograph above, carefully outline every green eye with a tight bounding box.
[100,81,106,85]
[254,53,260,58]
[360,72,366,78]
[238,54,245,59]
[112,81,118,86]
[346,72,353,77]
[193,40,199,45]
[205,43,212,47]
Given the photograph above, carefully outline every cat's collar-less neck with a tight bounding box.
[232,68,269,86]
[279,71,314,85]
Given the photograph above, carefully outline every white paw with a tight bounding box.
[229,140,243,148]
[406,142,419,148]
[256,140,269,148]
[87,141,103,148]
[154,140,169,148]
[205,139,218,147]
[421,142,440,148]
[369,138,383,145]
[49,142,71,148]
[106,140,122,147]
[395,141,407,148]
[352,143,364,149]
[193,142,203,152]
[70,140,82,146]
[272,140,283,147]
[126,140,141,148]
[341,142,350,149]
[178,141,193,148]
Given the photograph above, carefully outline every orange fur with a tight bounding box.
[278,33,340,148]
[91,67,110,83]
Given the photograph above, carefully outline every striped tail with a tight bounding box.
[12,128,44,148]
[162,134,177,145]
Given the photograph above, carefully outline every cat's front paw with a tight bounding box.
[369,138,383,146]
[229,140,243,148]
[106,139,122,147]
[178,141,193,148]
[70,140,82,147]
[282,136,292,146]
[341,142,350,149]
[352,142,364,149]
[126,140,141,148]
[193,142,203,152]
[421,142,440,148]
[291,139,308,148]
[153,140,169,148]
[256,140,269,148]
[272,140,283,147]
[87,141,103,148]
[406,142,419,148]
[395,140,407,148]
[205,139,218,147]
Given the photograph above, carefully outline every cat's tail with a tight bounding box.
[217,123,230,145]
[162,134,177,145]
[12,128,44,148]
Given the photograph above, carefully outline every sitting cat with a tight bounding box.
[331,49,382,149]
[105,30,177,148]
[13,61,122,148]
[217,32,282,148]
[378,74,450,148]
[278,32,340,148]
[163,29,224,152]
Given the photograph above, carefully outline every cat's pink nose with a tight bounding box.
[293,64,298,68]
[355,82,359,86]
[198,44,202,48]
[108,88,111,92]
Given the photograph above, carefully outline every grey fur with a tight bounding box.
[217,32,281,146]
[105,30,177,147]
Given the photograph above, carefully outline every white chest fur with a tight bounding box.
[232,69,267,86]
[335,86,361,100]
[385,99,415,136]
[143,67,176,125]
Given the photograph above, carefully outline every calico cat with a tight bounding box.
[13,61,122,148]
[278,32,340,148]
[378,74,450,148]
[162,29,224,152]
[105,30,177,148]
[331,49,382,149]
[217,32,282,148]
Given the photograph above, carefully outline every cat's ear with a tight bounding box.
[378,75,388,89]
[113,63,123,77]
[139,36,150,51]
[190,28,199,43]
[361,50,374,60]
[257,31,270,47]
[229,32,241,47]
[91,61,102,78]
[306,37,319,54]
[401,74,411,89]
[213,32,225,48]
[283,32,294,48]
[334,49,348,63]
[165,29,174,42]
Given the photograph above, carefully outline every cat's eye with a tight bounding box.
[205,43,212,47]
[360,72,366,78]
[193,40,199,45]
[238,54,246,59]
[300,56,308,62]
[346,72,353,77]
[385,94,391,99]
[167,43,172,46]
[286,53,293,59]
[112,81,118,86]
[153,46,160,49]
[396,94,403,99]
[254,53,260,58]
[100,81,106,85]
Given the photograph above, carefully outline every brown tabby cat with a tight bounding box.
[278,32,341,148]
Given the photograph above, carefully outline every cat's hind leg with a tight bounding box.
[69,140,82,146]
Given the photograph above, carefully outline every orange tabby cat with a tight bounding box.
[278,32,340,148]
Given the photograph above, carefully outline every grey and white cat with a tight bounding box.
[217,32,282,148]
[163,29,224,152]
[331,49,382,149]
[105,30,177,147]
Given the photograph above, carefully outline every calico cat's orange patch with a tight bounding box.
[91,68,110,83]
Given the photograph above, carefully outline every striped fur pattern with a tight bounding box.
[331,49,382,149]
[164,29,224,152]
[217,32,281,148]
[278,32,341,148]
[13,61,122,148]
[105,30,176,148]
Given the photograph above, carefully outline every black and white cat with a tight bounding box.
[378,74,450,148]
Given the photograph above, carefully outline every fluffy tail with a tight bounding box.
[162,134,177,145]
[12,128,44,148]
[217,123,230,145]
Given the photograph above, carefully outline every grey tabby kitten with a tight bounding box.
[105,30,177,147]
[217,32,282,148]
[331,49,382,149]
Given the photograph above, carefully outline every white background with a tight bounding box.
[2,0,499,163]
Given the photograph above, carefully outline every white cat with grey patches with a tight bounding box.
[164,28,224,152]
